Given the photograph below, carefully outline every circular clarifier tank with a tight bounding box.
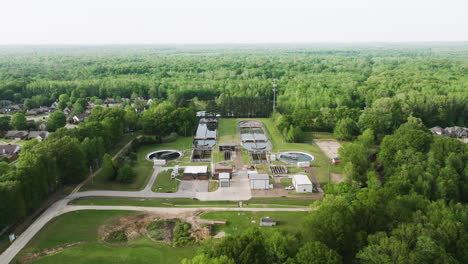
[146,150,182,161]
[278,151,315,164]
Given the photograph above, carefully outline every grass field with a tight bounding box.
[81,137,193,191]
[69,197,239,207]
[152,169,179,193]
[69,197,315,207]
[200,211,309,235]
[17,210,196,264]
[218,119,239,143]
[217,118,342,184]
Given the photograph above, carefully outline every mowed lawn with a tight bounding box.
[17,210,196,264]
[201,211,309,235]
[217,118,342,184]
[69,197,239,207]
[151,169,180,193]
[81,137,193,191]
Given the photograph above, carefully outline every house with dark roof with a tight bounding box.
[72,113,88,124]
[28,131,49,141]
[0,144,20,160]
[430,126,445,136]
[5,131,29,140]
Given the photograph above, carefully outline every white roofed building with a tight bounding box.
[184,166,209,180]
[292,174,313,193]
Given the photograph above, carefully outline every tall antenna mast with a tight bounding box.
[272,78,278,113]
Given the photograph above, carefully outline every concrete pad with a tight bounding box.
[314,139,342,159]
[196,172,251,201]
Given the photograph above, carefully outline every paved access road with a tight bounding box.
[0,201,308,264]
[0,138,259,263]
[0,166,253,263]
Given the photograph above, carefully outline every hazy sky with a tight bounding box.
[1,0,467,44]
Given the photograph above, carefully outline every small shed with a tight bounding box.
[213,162,233,179]
[260,216,276,226]
[184,166,208,180]
[249,173,270,189]
[292,174,313,193]
[219,172,230,188]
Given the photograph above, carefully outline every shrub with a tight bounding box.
[173,222,194,247]
[116,164,136,183]
[162,132,178,143]
[105,230,128,243]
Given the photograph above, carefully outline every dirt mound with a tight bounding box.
[99,211,214,244]
[99,212,157,243]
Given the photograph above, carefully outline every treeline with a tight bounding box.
[0,102,197,230]
[0,107,125,229]
[185,118,468,263]
[1,46,466,121]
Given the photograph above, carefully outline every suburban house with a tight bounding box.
[27,131,49,141]
[0,104,22,114]
[26,106,51,116]
[260,216,277,226]
[5,130,29,140]
[430,126,468,138]
[37,123,47,131]
[63,107,71,116]
[183,166,208,180]
[50,101,59,110]
[0,144,20,160]
[213,162,233,179]
[219,172,230,188]
[72,113,87,124]
[104,98,116,104]
[292,174,313,193]
[248,172,270,189]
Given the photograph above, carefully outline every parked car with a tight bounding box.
[285,186,295,190]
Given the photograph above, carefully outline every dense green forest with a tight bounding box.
[1,44,467,263]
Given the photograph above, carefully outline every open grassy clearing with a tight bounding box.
[17,210,196,264]
[80,142,153,192]
[151,169,180,193]
[200,211,309,235]
[69,197,314,207]
[81,136,194,192]
[218,118,239,143]
[29,239,196,264]
[280,178,292,187]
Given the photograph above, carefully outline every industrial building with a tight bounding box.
[292,174,313,193]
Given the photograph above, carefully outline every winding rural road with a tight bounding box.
[0,138,285,264]
[1,165,257,263]
[0,200,309,264]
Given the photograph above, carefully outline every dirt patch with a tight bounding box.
[99,211,214,245]
[314,139,342,159]
[331,173,345,183]
[17,242,86,264]
[19,211,218,263]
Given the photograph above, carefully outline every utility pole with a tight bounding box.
[272,78,278,113]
